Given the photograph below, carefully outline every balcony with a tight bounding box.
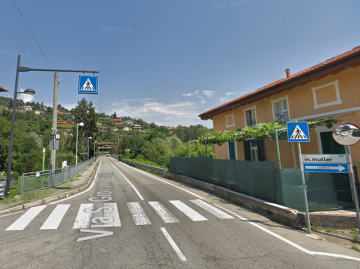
[274,111,289,122]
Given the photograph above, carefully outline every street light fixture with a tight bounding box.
[5,88,36,197]
[87,137,92,160]
[76,122,84,165]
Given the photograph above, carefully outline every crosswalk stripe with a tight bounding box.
[90,203,121,228]
[40,204,71,230]
[148,202,180,223]
[190,199,234,219]
[6,205,47,231]
[73,204,93,229]
[169,200,207,222]
[127,202,151,225]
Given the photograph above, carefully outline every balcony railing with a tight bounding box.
[274,111,289,122]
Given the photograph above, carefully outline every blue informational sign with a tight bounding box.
[303,163,349,173]
[78,75,98,94]
[287,122,310,142]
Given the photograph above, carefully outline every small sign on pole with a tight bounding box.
[287,122,310,142]
[78,75,98,94]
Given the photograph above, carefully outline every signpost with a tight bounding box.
[302,154,349,173]
[286,122,312,235]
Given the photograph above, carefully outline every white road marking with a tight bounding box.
[190,199,234,219]
[40,204,70,230]
[149,201,180,223]
[127,202,151,225]
[160,227,187,262]
[6,205,46,231]
[73,204,93,229]
[112,157,360,262]
[110,162,144,200]
[170,200,207,222]
[94,157,101,180]
[90,203,121,228]
[77,229,113,242]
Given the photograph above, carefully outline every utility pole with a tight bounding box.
[50,72,60,171]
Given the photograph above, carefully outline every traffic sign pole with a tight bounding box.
[298,142,311,234]
[345,146,360,236]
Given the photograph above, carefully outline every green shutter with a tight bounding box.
[257,140,264,161]
[228,142,235,160]
[244,141,251,161]
[320,132,345,154]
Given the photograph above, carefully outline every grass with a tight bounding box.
[324,228,335,233]
[351,235,359,243]
[352,245,360,252]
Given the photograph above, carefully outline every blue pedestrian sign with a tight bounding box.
[303,163,349,173]
[78,75,98,94]
[287,122,310,142]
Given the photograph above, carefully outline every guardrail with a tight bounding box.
[20,156,98,195]
[115,157,168,174]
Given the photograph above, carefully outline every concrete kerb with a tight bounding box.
[0,159,100,216]
[165,172,358,229]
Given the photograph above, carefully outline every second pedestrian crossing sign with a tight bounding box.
[78,75,98,94]
[287,122,310,142]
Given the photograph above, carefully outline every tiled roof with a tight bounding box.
[199,45,360,119]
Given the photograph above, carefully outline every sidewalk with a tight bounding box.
[0,158,99,215]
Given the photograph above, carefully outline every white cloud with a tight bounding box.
[93,99,212,128]
[18,88,35,103]
[226,92,235,96]
[182,90,200,97]
[203,90,214,98]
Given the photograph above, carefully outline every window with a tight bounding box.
[244,107,257,127]
[225,113,235,128]
[244,140,264,162]
[249,141,259,161]
[272,96,290,122]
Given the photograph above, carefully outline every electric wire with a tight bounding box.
[12,0,53,69]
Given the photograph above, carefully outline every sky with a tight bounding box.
[1,0,359,128]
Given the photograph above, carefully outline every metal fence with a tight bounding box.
[119,157,168,174]
[21,156,98,195]
[170,157,349,212]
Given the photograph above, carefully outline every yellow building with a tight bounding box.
[199,45,360,181]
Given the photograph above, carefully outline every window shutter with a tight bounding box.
[244,141,251,161]
[228,142,235,160]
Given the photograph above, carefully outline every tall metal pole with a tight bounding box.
[275,130,282,170]
[297,142,311,234]
[233,136,238,160]
[5,55,21,197]
[345,146,360,236]
[50,72,59,171]
[87,138,90,160]
[76,124,79,165]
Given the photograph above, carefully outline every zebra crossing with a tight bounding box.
[5,199,234,231]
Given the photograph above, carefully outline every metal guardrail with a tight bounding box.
[118,157,168,174]
[20,156,98,195]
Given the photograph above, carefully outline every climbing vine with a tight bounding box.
[198,118,340,146]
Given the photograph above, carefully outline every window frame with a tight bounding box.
[243,106,257,127]
[271,95,290,121]
[311,80,342,109]
[225,113,235,128]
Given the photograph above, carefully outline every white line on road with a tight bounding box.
[170,200,207,221]
[110,161,144,200]
[160,227,187,262]
[40,204,71,230]
[6,205,46,231]
[127,202,151,225]
[190,199,234,219]
[149,201,180,223]
[90,203,121,228]
[73,204,93,229]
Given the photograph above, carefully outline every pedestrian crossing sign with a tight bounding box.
[78,75,98,94]
[287,122,310,142]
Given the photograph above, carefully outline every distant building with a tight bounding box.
[113,119,123,125]
[123,120,133,125]
[97,142,114,153]
[99,126,107,132]
[131,124,141,130]
[123,126,130,131]
[35,110,41,115]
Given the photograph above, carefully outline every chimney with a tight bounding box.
[285,69,290,78]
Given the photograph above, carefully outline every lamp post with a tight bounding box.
[94,141,97,158]
[5,83,35,197]
[76,122,84,165]
[87,137,92,160]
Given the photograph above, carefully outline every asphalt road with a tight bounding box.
[1,156,360,269]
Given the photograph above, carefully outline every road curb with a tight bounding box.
[165,172,358,229]
[0,159,100,216]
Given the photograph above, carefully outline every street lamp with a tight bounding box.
[87,137,92,160]
[94,141,97,158]
[5,88,36,197]
[76,122,84,165]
